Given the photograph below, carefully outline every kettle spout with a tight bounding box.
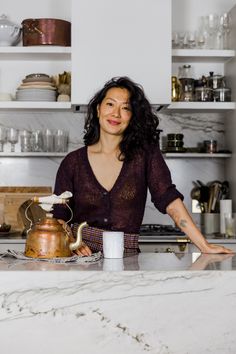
[69,221,88,251]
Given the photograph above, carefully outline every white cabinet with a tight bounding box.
[0,241,25,253]
[0,0,71,110]
[71,0,171,105]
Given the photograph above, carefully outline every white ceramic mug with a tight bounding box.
[102,231,124,259]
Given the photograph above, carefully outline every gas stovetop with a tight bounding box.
[140,224,185,237]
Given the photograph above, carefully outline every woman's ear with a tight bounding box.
[97,105,100,118]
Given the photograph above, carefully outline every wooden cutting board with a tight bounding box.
[0,186,52,193]
[0,186,52,231]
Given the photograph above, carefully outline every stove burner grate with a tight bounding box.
[140,224,185,236]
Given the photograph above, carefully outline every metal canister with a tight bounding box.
[204,140,217,153]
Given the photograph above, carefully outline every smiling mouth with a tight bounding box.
[107,120,120,126]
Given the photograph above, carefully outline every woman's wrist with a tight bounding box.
[198,241,211,253]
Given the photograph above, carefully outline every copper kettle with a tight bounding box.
[24,192,87,259]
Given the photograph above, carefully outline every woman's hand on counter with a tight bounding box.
[166,198,235,254]
[201,243,234,254]
[73,241,92,256]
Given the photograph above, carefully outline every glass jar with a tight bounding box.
[179,64,193,79]
[195,87,213,102]
[179,65,194,102]
[213,88,231,102]
[207,72,225,89]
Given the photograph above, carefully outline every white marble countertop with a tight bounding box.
[0,252,236,271]
[1,252,236,354]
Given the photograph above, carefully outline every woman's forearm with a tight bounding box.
[166,198,209,252]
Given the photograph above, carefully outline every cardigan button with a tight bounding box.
[104,218,108,223]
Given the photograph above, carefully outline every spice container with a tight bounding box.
[203,140,217,153]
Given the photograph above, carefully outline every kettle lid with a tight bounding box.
[0,14,20,28]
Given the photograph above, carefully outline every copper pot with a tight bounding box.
[22,18,71,46]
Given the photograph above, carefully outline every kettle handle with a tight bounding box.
[69,221,88,251]
[24,200,34,232]
[25,199,74,233]
[11,25,21,38]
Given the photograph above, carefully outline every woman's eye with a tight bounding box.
[106,102,113,106]
[123,106,131,111]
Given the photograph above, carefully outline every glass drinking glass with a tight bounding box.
[0,127,7,152]
[30,130,43,152]
[43,129,54,152]
[20,130,32,152]
[220,12,232,49]
[54,129,69,152]
[224,213,235,238]
[7,128,19,152]
[205,14,219,49]
[197,16,208,49]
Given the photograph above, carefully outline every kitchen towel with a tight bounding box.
[0,249,102,263]
[220,199,232,234]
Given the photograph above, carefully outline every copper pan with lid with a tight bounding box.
[22,18,71,46]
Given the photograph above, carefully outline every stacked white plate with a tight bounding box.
[16,73,57,101]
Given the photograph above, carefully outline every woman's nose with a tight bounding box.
[112,106,121,118]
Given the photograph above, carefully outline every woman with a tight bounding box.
[53,76,233,255]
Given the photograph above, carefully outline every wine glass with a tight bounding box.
[186,31,196,49]
[178,31,186,49]
[172,31,179,49]
[0,127,7,152]
[7,128,19,152]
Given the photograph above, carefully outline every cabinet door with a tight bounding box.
[71,0,171,105]
[0,243,25,253]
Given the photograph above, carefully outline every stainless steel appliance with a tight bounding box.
[139,224,190,253]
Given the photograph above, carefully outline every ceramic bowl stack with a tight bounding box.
[16,73,57,101]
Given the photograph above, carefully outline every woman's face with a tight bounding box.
[97,87,132,137]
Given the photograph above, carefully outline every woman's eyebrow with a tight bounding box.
[105,97,130,104]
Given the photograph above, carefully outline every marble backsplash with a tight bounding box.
[0,109,227,227]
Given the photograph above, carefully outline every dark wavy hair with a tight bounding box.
[84,76,160,161]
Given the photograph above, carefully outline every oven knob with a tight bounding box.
[165,247,173,253]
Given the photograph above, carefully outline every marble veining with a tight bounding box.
[0,270,236,353]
